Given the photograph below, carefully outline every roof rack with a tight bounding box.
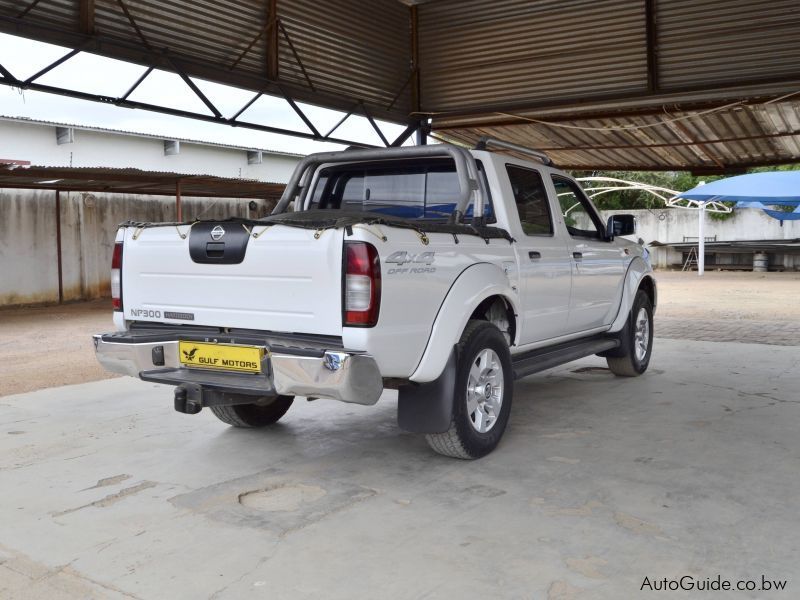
[474,136,553,166]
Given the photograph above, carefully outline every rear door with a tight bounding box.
[551,176,624,332]
[504,163,572,344]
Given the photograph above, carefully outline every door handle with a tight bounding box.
[528,251,542,260]
[573,252,583,260]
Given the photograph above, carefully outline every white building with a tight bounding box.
[0,115,301,182]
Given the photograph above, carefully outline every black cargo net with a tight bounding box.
[121,210,514,245]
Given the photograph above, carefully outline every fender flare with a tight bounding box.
[607,257,657,333]
[409,262,519,383]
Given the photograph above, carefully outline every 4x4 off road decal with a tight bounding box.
[386,251,436,274]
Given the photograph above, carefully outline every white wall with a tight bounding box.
[0,118,302,306]
[0,120,299,183]
[600,208,800,270]
[601,207,800,245]
[0,189,268,306]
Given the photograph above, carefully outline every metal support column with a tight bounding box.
[176,179,182,221]
[416,122,427,146]
[55,189,63,303]
[698,201,706,276]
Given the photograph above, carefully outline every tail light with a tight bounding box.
[343,242,381,327]
[111,241,123,311]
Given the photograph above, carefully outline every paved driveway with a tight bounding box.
[1,338,798,599]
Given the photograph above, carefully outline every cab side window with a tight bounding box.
[552,177,604,239]
[506,165,553,235]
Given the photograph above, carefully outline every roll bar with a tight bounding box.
[474,136,553,166]
[271,144,484,224]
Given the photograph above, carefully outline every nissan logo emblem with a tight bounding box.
[210,225,226,241]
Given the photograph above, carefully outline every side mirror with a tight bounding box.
[607,214,636,238]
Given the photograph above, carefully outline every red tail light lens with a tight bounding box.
[343,242,381,327]
[111,241,123,311]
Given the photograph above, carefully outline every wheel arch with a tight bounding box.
[409,263,518,383]
[607,257,657,333]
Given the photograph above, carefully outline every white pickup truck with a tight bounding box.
[94,138,656,459]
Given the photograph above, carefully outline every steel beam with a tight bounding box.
[530,129,800,152]
[24,48,80,84]
[410,4,420,113]
[266,0,278,80]
[119,66,153,101]
[0,63,14,80]
[0,74,376,147]
[428,75,800,126]
[277,19,315,92]
[230,92,262,121]
[283,91,321,137]
[361,103,390,147]
[16,0,43,19]
[79,0,95,35]
[0,16,409,123]
[390,121,422,147]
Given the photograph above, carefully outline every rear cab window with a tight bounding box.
[506,164,553,236]
[308,159,495,222]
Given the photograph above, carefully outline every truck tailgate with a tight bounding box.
[120,224,344,336]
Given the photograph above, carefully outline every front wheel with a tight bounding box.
[606,289,653,377]
[425,320,513,459]
[209,395,294,427]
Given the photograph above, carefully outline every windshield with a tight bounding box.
[307,159,494,222]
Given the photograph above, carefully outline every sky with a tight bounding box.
[0,32,409,155]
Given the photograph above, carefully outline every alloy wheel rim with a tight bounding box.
[634,307,650,362]
[466,348,504,433]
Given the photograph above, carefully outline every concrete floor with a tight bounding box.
[1,338,798,599]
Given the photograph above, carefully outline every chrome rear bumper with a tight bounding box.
[93,334,383,406]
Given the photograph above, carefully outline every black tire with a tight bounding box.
[606,289,653,377]
[425,320,513,459]
[209,395,294,427]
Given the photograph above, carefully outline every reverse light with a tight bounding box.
[344,242,381,327]
[111,241,123,311]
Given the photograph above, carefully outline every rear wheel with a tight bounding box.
[209,395,294,427]
[425,320,513,459]
[606,289,653,377]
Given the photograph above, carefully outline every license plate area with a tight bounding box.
[178,341,264,374]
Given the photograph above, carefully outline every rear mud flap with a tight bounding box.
[397,347,457,434]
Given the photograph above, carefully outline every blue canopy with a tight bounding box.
[678,171,800,204]
[678,171,800,221]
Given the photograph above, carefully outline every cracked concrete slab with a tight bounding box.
[0,338,798,599]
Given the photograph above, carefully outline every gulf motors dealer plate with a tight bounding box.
[178,341,264,374]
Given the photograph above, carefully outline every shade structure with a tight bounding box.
[678,172,800,204]
[675,171,800,274]
[2,0,800,171]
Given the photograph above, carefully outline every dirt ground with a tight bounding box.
[0,300,118,397]
[654,270,800,321]
[1,271,799,397]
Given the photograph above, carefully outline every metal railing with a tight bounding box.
[474,136,553,166]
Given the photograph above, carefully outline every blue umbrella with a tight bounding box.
[678,171,800,204]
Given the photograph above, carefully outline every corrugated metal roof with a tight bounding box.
[418,0,648,113]
[0,164,285,198]
[0,0,799,171]
[436,98,800,172]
